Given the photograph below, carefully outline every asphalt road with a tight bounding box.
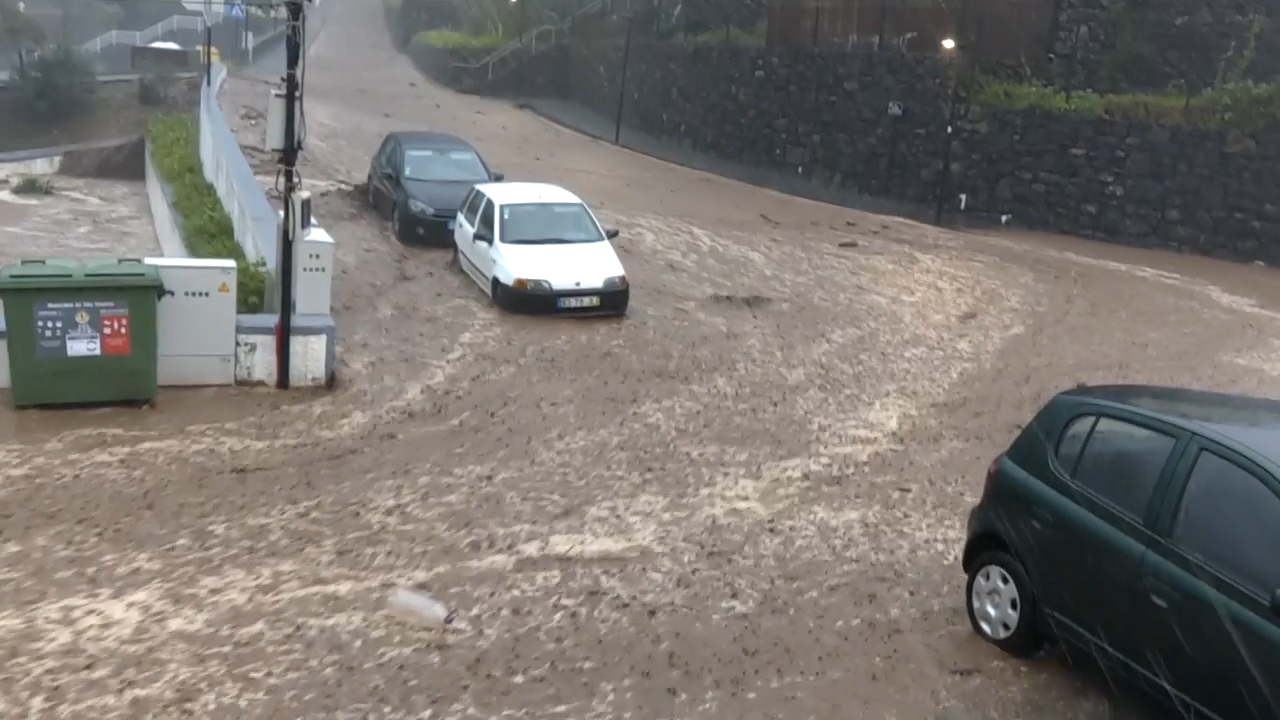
[4,0,1280,716]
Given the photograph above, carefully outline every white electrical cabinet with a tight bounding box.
[278,210,335,315]
[296,223,335,315]
[145,257,238,386]
[265,89,304,152]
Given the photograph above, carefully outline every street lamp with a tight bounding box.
[934,36,963,224]
[512,0,524,44]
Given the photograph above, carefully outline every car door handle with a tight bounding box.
[1028,506,1052,528]
[1144,577,1178,609]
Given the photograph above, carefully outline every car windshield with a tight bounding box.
[402,148,488,182]
[499,202,604,244]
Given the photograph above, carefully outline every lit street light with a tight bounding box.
[940,37,956,50]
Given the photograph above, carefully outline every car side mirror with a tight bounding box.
[474,229,492,243]
[492,172,505,181]
[381,169,394,181]
[605,228,620,239]
[1271,589,1280,616]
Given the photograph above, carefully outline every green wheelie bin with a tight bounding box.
[0,258,163,408]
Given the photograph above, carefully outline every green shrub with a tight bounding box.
[972,77,1280,135]
[11,175,53,195]
[684,22,766,46]
[146,115,268,313]
[14,45,97,122]
[411,29,506,51]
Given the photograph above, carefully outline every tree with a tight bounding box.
[0,0,45,74]
[14,44,97,121]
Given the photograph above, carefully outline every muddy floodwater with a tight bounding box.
[2,1,1279,717]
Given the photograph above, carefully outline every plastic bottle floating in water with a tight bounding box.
[386,589,458,630]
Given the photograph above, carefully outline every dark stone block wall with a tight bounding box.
[415,37,1280,265]
[954,110,1280,263]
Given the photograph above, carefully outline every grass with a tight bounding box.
[682,23,766,46]
[411,29,507,51]
[146,115,267,313]
[11,176,53,195]
[973,78,1280,135]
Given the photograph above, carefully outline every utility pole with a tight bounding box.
[277,0,303,389]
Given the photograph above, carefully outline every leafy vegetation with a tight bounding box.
[682,22,765,46]
[10,176,53,195]
[411,28,505,51]
[12,46,98,122]
[147,116,267,313]
[972,77,1280,135]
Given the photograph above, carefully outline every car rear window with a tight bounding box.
[1066,416,1176,520]
[1172,450,1280,598]
[1055,415,1097,475]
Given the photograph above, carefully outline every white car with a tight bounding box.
[452,182,629,316]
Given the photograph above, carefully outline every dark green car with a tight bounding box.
[962,384,1280,718]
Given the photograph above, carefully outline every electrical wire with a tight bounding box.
[297,4,306,148]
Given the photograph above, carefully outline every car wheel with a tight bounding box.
[366,176,376,209]
[965,550,1040,657]
[391,204,404,242]
[449,243,460,269]
[492,279,511,311]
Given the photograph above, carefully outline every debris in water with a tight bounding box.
[386,589,457,631]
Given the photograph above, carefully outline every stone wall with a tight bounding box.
[417,38,1280,264]
[499,41,955,205]
[954,111,1280,262]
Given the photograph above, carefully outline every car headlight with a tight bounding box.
[512,278,553,292]
[407,199,432,214]
[602,275,628,290]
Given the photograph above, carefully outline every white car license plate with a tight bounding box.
[447,220,455,230]
[558,296,601,309]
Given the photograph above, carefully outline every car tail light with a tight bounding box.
[983,454,1003,496]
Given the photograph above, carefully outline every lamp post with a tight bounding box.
[934,36,961,226]
[612,13,633,145]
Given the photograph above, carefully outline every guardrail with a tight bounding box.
[452,0,605,81]
[80,14,209,54]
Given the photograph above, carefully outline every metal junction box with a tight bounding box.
[296,223,335,316]
[145,257,238,386]
[278,210,335,316]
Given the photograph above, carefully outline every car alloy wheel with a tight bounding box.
[392,204,402,238]
[965,550,1040,657]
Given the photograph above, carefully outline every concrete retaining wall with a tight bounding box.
[144,142,189,258]
[199,63,279,290]
[142,135,337,388]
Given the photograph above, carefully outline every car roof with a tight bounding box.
[389,131,476,150]
[474,182,583,206]
[1062,384,1280,468]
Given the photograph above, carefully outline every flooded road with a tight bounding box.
[1,0,1278,716]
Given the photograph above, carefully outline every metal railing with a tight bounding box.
[79,14,209,54]
[452,0,606,80]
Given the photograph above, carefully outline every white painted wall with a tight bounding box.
[0,156,62,180]
[144,145,190,259]
[0,334,328,389]
[234,333,329,386]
